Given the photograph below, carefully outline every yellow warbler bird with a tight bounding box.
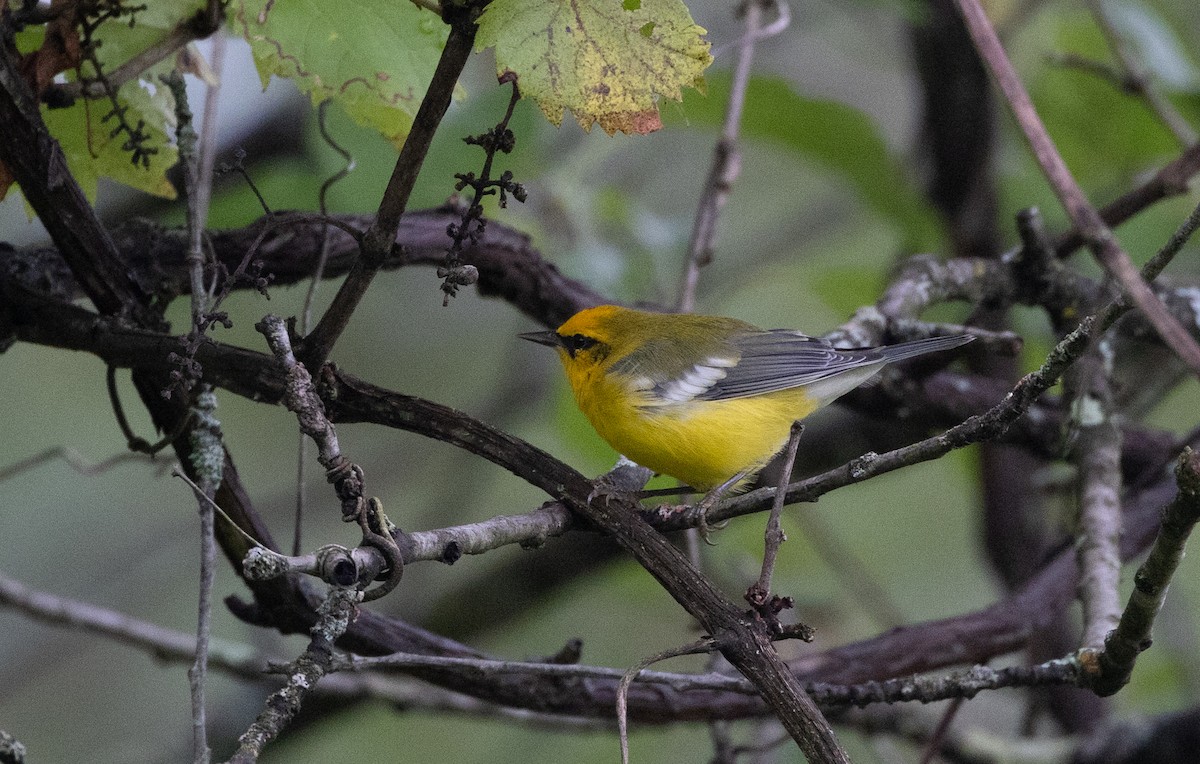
[521,305,973,493]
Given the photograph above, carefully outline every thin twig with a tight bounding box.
[1086,0,1197,147]
[225,586,362,763]
[676,0,785,312]
[166,53,225,764]
[302,99,355,334]
[258,315,404,601]
[346,648,739,693]
[173,467,266,551]
[1045,51,1131,90]
[1142,198,1200,278]
[748,422,803,611]
[294,98,357,555]
[194,28,225,228]
[1053,142,1200,258]
[804,660,1081,708]
[48,7,223,103]
[617,639,717,764]
[0,446,150,483]
[710,0,791,60]
[954,0,1200,377]
[301,10,479,368]
[186,389,223,764]
[259,316,344,469]
[0,569,268,678]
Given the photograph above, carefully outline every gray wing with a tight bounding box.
[695,331,885,401]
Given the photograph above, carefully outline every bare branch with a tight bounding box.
[301,7,481,367]
[225,587,362,764]
[617,640,718,764]
[257,314,403,601]
[746,421,804,621]
[1086,0,1197,147]
[954,0,1200,376]
[1066,344,1124,649]
[1080,448,1200,695]
[677,0,786,311]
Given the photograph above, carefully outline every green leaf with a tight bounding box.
[476,0,712,135]
[230,0,454,148]
[3,4,191,202]
[667,74,944,251]
[41,79,179,200]
[87,2,207,73]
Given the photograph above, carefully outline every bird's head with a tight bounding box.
[519,305,647,371]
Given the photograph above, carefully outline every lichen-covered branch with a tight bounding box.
[1080,448,1200,696]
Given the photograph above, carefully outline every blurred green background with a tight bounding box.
[3,1,1200,761]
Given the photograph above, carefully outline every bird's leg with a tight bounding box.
[690,470,747,543]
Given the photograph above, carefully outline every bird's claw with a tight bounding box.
[587,474,623,506]
[692,491,729,544]
[651,494,729,543]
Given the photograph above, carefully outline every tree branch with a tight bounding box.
[300,6,482,368]
[676,0,785,311]
[1067,345,1124,649]
[954,0,1200,376]
[1081,448,1200,696]
[0,24,152,320]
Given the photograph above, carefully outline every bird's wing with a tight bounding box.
[694,330,884,401]
[608,334,740,405]
[611,330,885,405]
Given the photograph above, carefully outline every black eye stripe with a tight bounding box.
[561,333,599,356]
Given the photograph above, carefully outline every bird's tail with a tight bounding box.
[877,334,975,363]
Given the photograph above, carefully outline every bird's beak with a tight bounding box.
[519,330,562,348]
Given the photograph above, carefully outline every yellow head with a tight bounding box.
[521,305,752,377]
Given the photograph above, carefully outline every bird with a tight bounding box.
[521,304,973,500]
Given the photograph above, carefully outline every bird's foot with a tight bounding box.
[691,488,730,544]
[587,472,633,506]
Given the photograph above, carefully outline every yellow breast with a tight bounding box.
[569,365,817,490]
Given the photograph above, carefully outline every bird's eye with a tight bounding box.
[562,333,598,357]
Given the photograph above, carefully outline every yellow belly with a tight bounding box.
[574,374,817,490]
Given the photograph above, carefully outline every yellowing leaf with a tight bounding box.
[476,0,711,135]
[231,0,455,148]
